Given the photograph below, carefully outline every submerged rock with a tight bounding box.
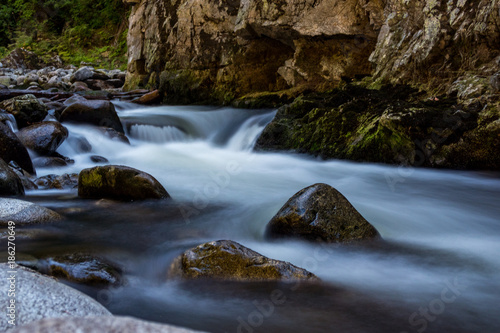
[0,121,35,174]
[32,156,68,168]
[0,198,62,226]
[60,100,124,133]
[22,253,122,286]
[0,158,24,196]
[0,263,111,331]
[17,121,69,155]
[0,94,48,128]
[78,165,169,201]
[266,183,380,243]
[169,240,318,281]
[35,173,78,190]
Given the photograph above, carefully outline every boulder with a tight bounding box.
[78,165,169,201]
[32,157,68,168]
[266,183,380,243]
[16,121,69,155]
[0,94,48,128]
[90,155,109,163]
[35,173,78,190]
[21,253,122,286]
[8,316,205,333]
[0,263,111,331]
[60,100,124,133]
[0,121,35,174]
[0,158,24,196]
[0,198,62,226]
[72,66,94,82]
[169,240,318,281]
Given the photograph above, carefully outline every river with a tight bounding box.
[21,102,500,333]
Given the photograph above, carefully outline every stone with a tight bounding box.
[70,81,90,92]
[490,73,500,92]
[0,48,45,69]
[90,155,109,163]
[169,240,318,281]
[8,316,205,333]
[32,157,68,168]
[0,198,62,226]
[0,94,48,128]
[131,90,161,104]
[0,121,35,174]
[16,121,69,155]
[0,158,24,196]
[60,100,124,133]
[266,183,380,243]
[99,127,130,144]
[0,263,111,331]
[21,253,122,286]
[106,79,124,88]
[35,173,78,190]
[73,66,94,82]
[78,165,170,201]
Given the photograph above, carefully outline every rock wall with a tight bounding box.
[124,0,384,103]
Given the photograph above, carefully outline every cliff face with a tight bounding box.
[124,0,384,103]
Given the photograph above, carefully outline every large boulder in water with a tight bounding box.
[78,165,169,201]
[266,183,380,243]
[169,240,318,281]
[17,121,69,155]
[0,121,35,174]
[0,94,48,128]
[60,100,124,133]
[0,158,24,196]
[0,198,62,226]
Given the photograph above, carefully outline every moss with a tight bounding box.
[159,69,215,105]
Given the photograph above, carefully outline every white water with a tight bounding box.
[32,104,500,333]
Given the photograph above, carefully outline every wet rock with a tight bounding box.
[17,121,69,155]
[32,157,68,168]
[22,253,122,286]
[0,263,111,331]
[169,240,318,281]
[0,198,62,226]
[0,121,35,174]
[99,127,130,144]
[62,93,87,106]
[65,133,92,153]
[266,183,380,243]
[78,165,169,201]
[0,94,48,128]
[60,100,124,133]
[35,173,78,190]
[8,161,38,190]
[8,316,205,333]
[131,90,161,105]
[0,158,24,196]
[72,66,94,82]
[90,155,109,163]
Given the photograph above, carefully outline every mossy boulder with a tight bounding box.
[21,253,122,287]
[169,240,318,281]
[266,183,380,243]
[0,158,24,196]
[0,121,35,174]
[78,165,170,201]
[60,100,124,133]
[0,94,48,128]
[16,121,69,155]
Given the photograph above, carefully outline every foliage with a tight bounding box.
[0,0,129,68]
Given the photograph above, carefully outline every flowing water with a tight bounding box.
[18,102,500,333]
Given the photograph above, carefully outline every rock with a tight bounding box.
[0,121,35,174]
[490,73,500,92]
[73,66,94,82]
[266,183,380,243]
[0,158,24,196]
[169,240,318,281]
[8,161,38,190]
[99,127,130,144]
[0,94,48,128]
[78,165,169,201]
[21,253,122,286]
[35,173,78,190]
[62,93,87,106]
[8,316,205,333]
[0,198,62,226]
[16,121,69,155]
[65,133,92,153]
[91,70,110,81]
[32,157,68,168]
[0,76,13,86]
[0,263,111,331]
[90,155,109,163]
[70,81,90,92]
[106,79,124,88]
[60,100,124,133]
[131,90,161,105]
[0,48,45,69]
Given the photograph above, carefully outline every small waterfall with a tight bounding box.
[129,124,189,143]
[226,111,276,151]
[4,113,18,132]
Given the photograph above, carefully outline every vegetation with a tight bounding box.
[0,0,129,69]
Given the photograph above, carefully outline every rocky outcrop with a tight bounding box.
[0,158,24,196]
[0,263,111,331]
[8,316,206,333]
[17,122,69,155]
[124,0,384,103]
[266,183,380,242]
[169,240,318,281]
[0,198,63,226]
[78,165,170,201]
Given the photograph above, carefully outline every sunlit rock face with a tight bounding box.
[124,0,383,103]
